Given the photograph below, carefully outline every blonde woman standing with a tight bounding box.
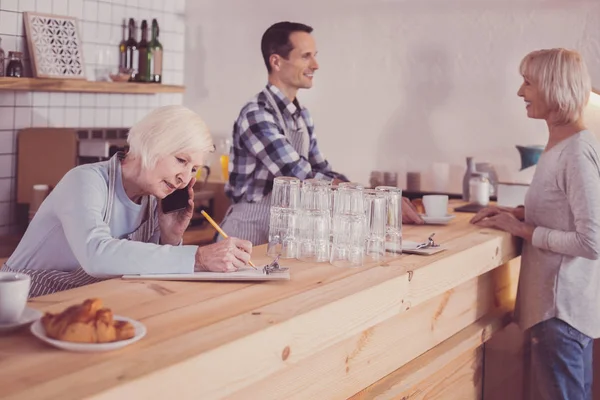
[2,105,252,297]
[472,49,600,399]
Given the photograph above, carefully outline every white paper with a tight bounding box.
[122,267,290,282]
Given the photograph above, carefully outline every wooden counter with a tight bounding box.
[0,212,522,399]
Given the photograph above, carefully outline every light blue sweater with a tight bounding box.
[5,160,197,278]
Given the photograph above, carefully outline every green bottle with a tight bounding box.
[148,19,163,83]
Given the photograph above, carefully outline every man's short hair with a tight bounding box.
[261,21,313,73]
[519,48,592,124]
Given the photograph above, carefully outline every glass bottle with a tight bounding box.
[125,18,138,81]
[469,172,490,206]
[149,19,163,83]
[0,37,5,77]
[462,156,475,201]
[136,20,149,82]
[118,19,127,72]
[6,52,24,78]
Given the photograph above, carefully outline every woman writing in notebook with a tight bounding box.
[1,105,253,298]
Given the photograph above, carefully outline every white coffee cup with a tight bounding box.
[0,272,30,324]
[422,195,449,218]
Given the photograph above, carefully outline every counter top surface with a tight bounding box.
[0,207,521,400]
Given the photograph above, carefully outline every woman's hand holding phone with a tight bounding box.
[158,177,196,245]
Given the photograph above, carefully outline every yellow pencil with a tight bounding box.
[200,210,256,269]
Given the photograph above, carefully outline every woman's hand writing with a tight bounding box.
[194,237,253,272]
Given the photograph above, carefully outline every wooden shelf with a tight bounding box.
[0,77,185,94]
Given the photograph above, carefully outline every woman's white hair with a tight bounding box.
[519,48,592,124]
[127,105,214,169]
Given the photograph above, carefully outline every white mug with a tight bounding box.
[422,195,449,218]
[0,272,30,324]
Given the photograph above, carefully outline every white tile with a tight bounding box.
[96,24,112,46]
[123,94,136,108]
[32,91,49,107]
[147,93,159,108]
[0,91,15,107]
[171,93,183,105]
[97,2,111,24]
[95,93,109,107]
[135,94,148,108]
[111,24,121,44]
[48,108,65,127]
[112,4,126,25]
[80,107,95,126]
[0,11,18,35]
[68,0,83,19]
[93,108,109,127]
[15,92,32,107]
[14,107,32,129]
[0,179,12,202]
[2,0,19,12]
[122,108,136,127]
[65,93,81,107]
[0,155,15,178]
[35,0,52,13]
[82,43,97,66]
[31,107,48,127]
[85,65,95,80]
[80,93,96,107]
[175,0,185,13]
[19,0,36,12]
[135,107,148,123]
[49,92,66,107]
[83,0,98,21]
[0,131,15,155]
[82,22,97,44]
[108,108,122,127]
[126,0,137,7]
[151,0,162,11]
[108,94,123,108]
[0,35,16,55]
[0,108,14,130]
[52,0,69,15]
[65,107,80,127]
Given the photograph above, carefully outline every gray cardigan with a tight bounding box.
[514,130,600,338]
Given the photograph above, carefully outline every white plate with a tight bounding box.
[421,214,456,225]
[0,307,43,334]
[30,315,146,352]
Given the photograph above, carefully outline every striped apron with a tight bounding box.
[1,152,157,298]
[220,89,310,245]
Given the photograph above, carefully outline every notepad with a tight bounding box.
[122,267,290,282]
[386,240,447,256]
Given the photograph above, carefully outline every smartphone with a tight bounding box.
[161,187,190,214]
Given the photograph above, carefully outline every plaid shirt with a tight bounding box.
[225,84,348,204]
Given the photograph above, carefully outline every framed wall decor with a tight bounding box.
[23,12,86,79]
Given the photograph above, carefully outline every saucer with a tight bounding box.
[30,315,147,352]
[420,214,456,225]
[0,307,43,333]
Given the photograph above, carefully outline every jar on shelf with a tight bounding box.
[6,52,24,78]
[469,172,490,206]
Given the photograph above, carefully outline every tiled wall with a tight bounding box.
[0,0,186,234]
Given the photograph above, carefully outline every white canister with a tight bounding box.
[469,173,490,206]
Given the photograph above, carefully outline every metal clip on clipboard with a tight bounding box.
[262,255,289,275]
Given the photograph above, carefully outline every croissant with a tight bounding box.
[41,298,135,343]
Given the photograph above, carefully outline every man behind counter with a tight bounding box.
[220,21,422,245]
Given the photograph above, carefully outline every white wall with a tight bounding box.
[0,0,186,233]
[183,0,600,191]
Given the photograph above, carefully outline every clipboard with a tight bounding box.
[122,267,290,282]
[386,240,447,256]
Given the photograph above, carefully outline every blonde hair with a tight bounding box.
[519,48,591,124]
[127,105,215,169]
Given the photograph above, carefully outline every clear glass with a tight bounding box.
[363,190,387,261]
[330,182,366,267]
[296,209,330,262]
[268,177,301,258]
[375,186,403,255]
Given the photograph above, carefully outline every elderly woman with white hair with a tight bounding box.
[1,105,252,298]
[471,48,600,399]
